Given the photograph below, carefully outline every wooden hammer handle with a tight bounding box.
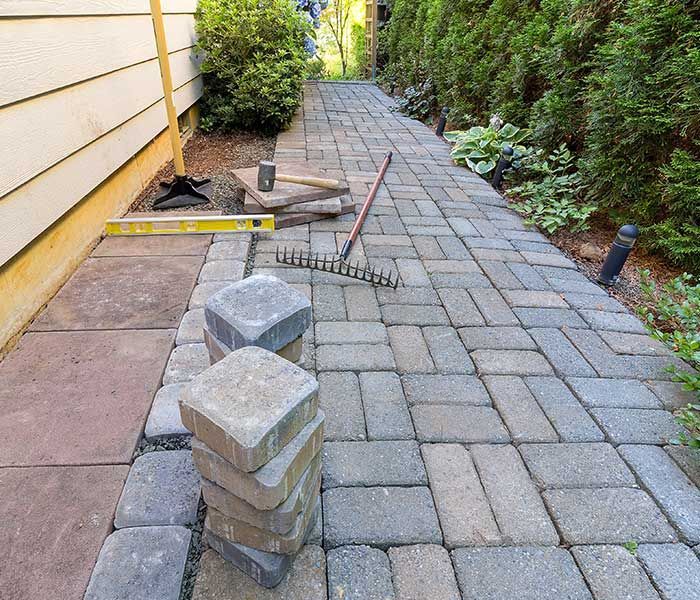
[276,173,342,190]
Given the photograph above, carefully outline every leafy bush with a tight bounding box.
[395,79,438,122]
[196,0,311,134]
[444,122,529,176]
[507,144,596,233]
[638,270,700,449]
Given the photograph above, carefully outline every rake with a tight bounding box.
[276,151,399,288]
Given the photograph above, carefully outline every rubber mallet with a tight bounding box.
[257,161,342,192]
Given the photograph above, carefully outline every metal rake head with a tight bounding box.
[276,246,399,289]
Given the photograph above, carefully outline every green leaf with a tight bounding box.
[475,160,496,175]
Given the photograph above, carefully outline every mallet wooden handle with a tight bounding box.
[276,173,342,190]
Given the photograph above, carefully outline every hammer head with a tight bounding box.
[257,161,276,192]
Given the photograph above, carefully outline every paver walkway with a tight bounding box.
[194,82,700,598]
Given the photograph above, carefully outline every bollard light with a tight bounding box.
[491,145,514,189]
[436,107,450,137]
[597,224,640,286]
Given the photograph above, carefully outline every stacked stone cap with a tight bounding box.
[204,274,311,357]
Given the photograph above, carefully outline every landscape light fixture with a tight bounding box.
[491,145,514,189]
[597,224,640,286]
[436,107,450,137]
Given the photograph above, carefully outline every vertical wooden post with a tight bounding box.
[149,0,186,177]
[365,0,377,80]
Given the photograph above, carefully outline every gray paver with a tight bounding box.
[515,308,587,329]
[323,486,442,549]
[469,288,519,326]
[483,376,558,443]
[163,343,210,384]
[600,331,669,356]
[665,445,700,488]
[470,444,559,545]
[590,408,685,445]
[619,444,700,544]
[381,304,450,326]
[317,344,396,372]
[207,240,250,261]
[114,450,200,528]
[198,260,245,283]
[313,285,346,321]
[85,526,191,600]
[578,310,647,334]
[359,372,414,440]
[519,443,636,488]
[145,383,190,440]
[327,546,394,600]
[568,378,663,409]
[396,259,432,287]
[345,286,382,321]
[318,372,366,441]
[388,545,461,600]
[376,287,440,306]
[422,326,475,374]
[458,326,536,350]
[479,260,524,289]
[402,374,490,406]
[501,290,568,308]
[422,444,501,548]
[412,405,510,443]
[322,441,426,488]
[176,308,205,345]
[570,545,660,600]
[181,347,319,472]
[525,377,604,442]
[437,288,485,327]
[471,349,554,376]
[637,543,700,600]
[507,262,551,290]
[388,326,435,374]
[645,380,696,411]
[315,321,388,345]
[189,282,230,309]
[451,547,592,600]
[529,328,597,377]
[543,488,677,544]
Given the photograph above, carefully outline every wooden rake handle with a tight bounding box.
[276,173,343,190]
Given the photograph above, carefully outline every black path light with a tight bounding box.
[436,107,450,137]
[597,224,640,286]
[491,145,514,189]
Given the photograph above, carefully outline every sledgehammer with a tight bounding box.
[257,161,343,192]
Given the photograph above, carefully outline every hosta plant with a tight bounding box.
[444,122,529,177]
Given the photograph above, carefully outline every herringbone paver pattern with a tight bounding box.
[255,82,700,599]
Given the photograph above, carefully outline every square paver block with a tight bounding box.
[204,530,292,589]
[388,545,461,600]
[201,454,321,534]
[571,545,660,600]
[327,545,395,600]
[519,443,636,489]
[92,234,211,257]
[590,408,686,445]
[181,347,319,472]
[0,330,175,466]
[205,274,311,352]
[542,488,677,544]
[0,465,128,599]
[411,405,510,443]
[31,256,203,330]
[568,378,662,409]
[192,546,326,600]
[192,411,324,510]
[636,543,700,600]
[451,547,593,600]
[322,441,427,488]
[471,350,554,376]
[84,526,191,600]
[114,450,201,528]
[323,487,442,549]
[402,375,490,406]
[205,498,319,555]
[145,383,191,440]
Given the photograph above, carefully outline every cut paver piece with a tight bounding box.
[192,546,327,600]
[163,343,210,385]
[618,444,700,544]
[388,545,461,600]
[411,405,510,443]
[590,408,685,445]
[519,443,636,489]
[665,445,700,488]
[543,488,677,544]
[421,444,501,548]
[114,450,201,528]
[322,440,427,488]
[176,309,205,345]
[402,374,490,406]
[0,465,128,600]
[568,378,663,409]
[205,274,311,352]
[0,330,174,466]
[571,545,660,600]
[191,411,324,510]
[645,380,696,411]
[84,526,191,600]
[451,547,593,600]
[327,545,395,600]
[145,383,191,440]
[30,256,203,331]
[323,486,442,549]
[636,543,700,600]
[204,530,292,589]
[181,346,319,472]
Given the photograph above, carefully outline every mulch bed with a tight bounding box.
[130,130,276,214]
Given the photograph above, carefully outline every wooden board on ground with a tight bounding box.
[275,196,355,229]
[244,193,342,216]
[232,163,349,209]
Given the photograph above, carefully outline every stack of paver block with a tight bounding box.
[232,162,352,228]
[181,275,323,588]
[202,274,312,367]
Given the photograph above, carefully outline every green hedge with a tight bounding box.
[383,0,700,270]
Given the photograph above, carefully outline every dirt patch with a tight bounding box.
[130,130,276,213]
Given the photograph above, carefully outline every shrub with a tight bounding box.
[196,0,311,134]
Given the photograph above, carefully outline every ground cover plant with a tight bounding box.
[381,0,700,270]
